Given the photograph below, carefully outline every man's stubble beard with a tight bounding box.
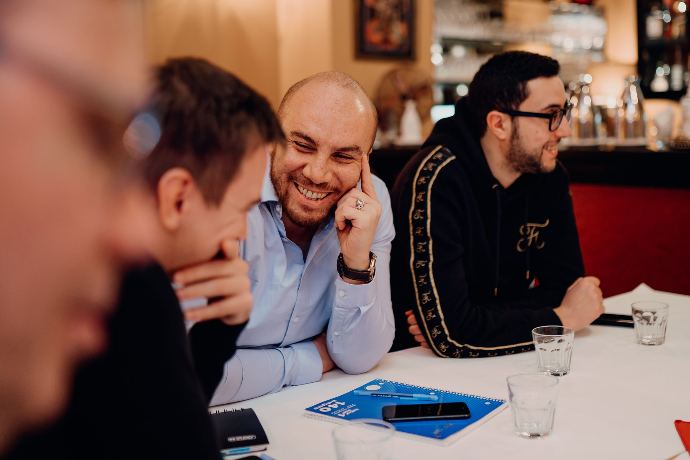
[269,161,337,229]
[507,120,555,175]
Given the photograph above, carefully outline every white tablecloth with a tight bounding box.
[218,284,690,460]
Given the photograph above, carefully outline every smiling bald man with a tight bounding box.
[204,72,395,404]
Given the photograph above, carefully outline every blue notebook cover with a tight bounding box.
[304,378,506,446]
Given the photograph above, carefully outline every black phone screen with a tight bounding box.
[382,402,471,422]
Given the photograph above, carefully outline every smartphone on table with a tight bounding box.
[382,402,471,422]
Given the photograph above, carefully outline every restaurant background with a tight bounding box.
[143,0,689,296]
[144,0,643,129]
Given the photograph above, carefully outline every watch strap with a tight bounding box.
[337,252,376,283]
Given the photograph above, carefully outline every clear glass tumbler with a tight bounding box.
[632,301,669,345]
[507,373,559,438]
[532,325,575,376]
[332,419,395,460]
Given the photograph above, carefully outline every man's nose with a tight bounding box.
[302,154,332,185]
[555,116,572,139]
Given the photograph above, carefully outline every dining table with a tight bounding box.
[216,283,690,460]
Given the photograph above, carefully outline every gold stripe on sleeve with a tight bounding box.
[408,146,533,358]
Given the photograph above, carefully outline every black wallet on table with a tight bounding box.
[210,408,269,455]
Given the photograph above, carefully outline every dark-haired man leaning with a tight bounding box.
[390,51,604,356]
[7,57,283,460]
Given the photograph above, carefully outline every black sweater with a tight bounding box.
[6,263,244,460]
[390,98,584,357]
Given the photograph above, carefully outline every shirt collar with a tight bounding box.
[261,151,279,203]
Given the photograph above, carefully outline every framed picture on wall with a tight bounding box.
[356,0,415,60]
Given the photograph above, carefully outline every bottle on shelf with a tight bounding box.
[671,46,685,91]
[651,59,670,92]
[647,3,664,39]
[671,0,687,38]
[395,99,423,146]
[570,79,604,141]
[621,75,647,140]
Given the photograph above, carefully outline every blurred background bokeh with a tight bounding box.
[143,0,690,296]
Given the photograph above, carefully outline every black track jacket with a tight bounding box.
[390,98,584,357]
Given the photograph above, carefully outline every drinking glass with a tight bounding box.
[532,326,574,376]
[507,373,559,438]
[332,419,395,460]
[632,301,669,345]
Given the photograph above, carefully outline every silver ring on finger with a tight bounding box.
[355,199,365,211]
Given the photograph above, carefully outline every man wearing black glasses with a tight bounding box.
[390,51,604,356]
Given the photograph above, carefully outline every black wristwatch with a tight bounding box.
[337,252,377,283]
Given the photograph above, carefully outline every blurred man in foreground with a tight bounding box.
[6,58,283,460]
[0,0,152,453]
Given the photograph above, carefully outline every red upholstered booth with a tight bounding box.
[571,183,690,297]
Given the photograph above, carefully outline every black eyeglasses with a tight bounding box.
[499,102,573,132]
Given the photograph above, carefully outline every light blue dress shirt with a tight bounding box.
[209,165,395,405]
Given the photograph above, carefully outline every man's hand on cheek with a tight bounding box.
[173,239,253,326]
[334,155,382,273]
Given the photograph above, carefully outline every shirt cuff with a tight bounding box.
[288,341,323,386]
[330,276,378,354]
[333,275,376,311]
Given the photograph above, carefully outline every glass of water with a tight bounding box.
[632,301,669,345]
[532,325,574,376]
[332,419,395,460]
[507,373,559,438]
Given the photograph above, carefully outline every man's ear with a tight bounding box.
[156,168,196,231]
[486,110,512,141]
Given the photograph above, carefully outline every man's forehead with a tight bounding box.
[289,80,366,110]
[282,96,373,139]
[521,76,567,110]
[283,83,375,148]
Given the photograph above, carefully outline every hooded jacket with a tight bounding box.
[390,98,584,357]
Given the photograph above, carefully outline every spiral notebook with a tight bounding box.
[304,378,506,446]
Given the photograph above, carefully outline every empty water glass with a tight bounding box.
[507,374,559,438]
[532,326,574,376]
[332,419,395,460]
[632,301,669,345]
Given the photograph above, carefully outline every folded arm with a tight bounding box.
[209,340,323,404]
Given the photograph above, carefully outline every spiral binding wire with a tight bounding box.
[378,378,506,403]
[209,408,246,415]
